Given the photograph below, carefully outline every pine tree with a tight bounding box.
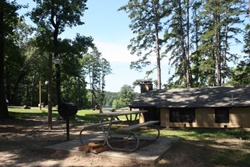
[164,0,191,88]
[119,0,171,89]
[189,0,203,87]
[198,0,245,86]
[83,49,112,112]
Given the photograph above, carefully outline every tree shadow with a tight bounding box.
[0,118,80,166]
[157,138,250,167]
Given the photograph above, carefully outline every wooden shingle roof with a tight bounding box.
[129,86,250,108]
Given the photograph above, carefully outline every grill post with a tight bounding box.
[58,103,78,141]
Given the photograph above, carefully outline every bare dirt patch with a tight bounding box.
[0,117,153,167]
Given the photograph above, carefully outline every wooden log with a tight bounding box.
[79,141,108,154]
[91,146,108,154]
[88,142,103,149]
[78,145,91,152]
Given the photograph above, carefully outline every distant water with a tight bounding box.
[102,107,113,111]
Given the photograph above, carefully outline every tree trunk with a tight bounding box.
[47,53,53,129]
[186,0,190,88]
[177,0,187,87]
[153,2,161,90]
[214,10,221,86]
[0,2,9,118]
[53,28,61,105]
[51,3,61,105]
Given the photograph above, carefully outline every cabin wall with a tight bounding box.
[230,108,250,128]
[160,107,250,128]
[160,108,169,128]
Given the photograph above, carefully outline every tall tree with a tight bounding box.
[82,48,112,112]
[189,0,204,87]
[0,0,7,118]
[186,0,191,88]
[166,0,246,88]
[5,20,33,106]
[30,0,88,105]
[119,0,171,90]
[0,0,21,118]
[48,34,93,108]
[164,0,190,88]
[199,0,245,86]
[30,0,88,128]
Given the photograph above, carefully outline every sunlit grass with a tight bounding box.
[160,128,250,141]
[8,107,250,141]
[77,109,136,121]
[8,107,130,121]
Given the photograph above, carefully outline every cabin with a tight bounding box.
[129,82,250,128]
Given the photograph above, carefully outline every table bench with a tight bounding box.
[118,120,160,140]
[106,120,160,151]
[118,120,159,131]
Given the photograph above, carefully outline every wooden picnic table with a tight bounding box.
[83,110,160,151]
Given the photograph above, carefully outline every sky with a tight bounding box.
[17,0,170,93]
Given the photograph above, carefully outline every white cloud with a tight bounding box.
[94,40,137,63]
[94,40,170,65]
[87,40,171,92]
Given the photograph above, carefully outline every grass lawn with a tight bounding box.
[7,107,250,166]
[8,107,136,122]
[158,128,250,166]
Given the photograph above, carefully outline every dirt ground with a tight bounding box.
[0,116,249,167]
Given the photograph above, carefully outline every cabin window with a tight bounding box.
[170,108,195,123]
[215,108,229,123]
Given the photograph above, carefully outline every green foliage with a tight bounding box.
[166,0,190,87]
[119,0,171,89]
[23,0,95,109]
[112,84,137,109]
[243,24,250,55]
[229,24,250,85]
[0,0,26,118]
[6,38,45,106]
[2,0,250,117]
[119,84,137,106]
[103,91,119,107]
[82,49,112,110]
[30,0,88,35]
[61,76,87,109]
[230,61,250,85]
[30,0,89,59]
[197,0,245,86]
[165,0,247,88]
[112,99,123,109]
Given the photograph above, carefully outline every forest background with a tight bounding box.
[1,0,250,118]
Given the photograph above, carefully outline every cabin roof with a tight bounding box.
[129,86,250,108]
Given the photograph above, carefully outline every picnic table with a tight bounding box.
[81,110,160,151]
